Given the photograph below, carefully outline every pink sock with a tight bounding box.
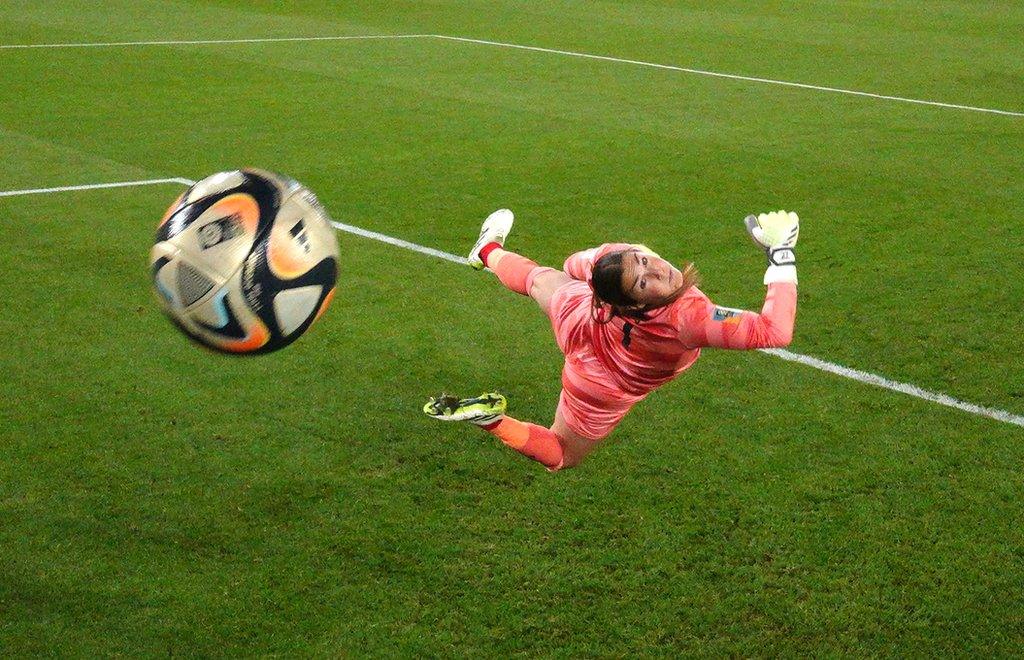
[483,417,564,469]
[491,251,540,296]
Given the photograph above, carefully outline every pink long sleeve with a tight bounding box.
[678,283,797,350]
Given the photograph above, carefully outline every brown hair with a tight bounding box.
[590,249,699,324]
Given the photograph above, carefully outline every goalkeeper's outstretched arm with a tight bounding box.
[678,210,799,350]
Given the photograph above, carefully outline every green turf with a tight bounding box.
[2,1,1023,655]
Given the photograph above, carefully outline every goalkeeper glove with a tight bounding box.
[744,210,799,284]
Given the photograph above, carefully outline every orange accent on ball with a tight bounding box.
[158,192,185,228]
[267,225,314,279]
[221,319,271,353]
[313,288,336,323]
[209,193,261,234]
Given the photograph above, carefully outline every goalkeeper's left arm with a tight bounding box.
[677,211,799,350]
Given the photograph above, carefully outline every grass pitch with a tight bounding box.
[2,1,1023,655]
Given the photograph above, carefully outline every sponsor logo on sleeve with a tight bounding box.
[712,306,743,322]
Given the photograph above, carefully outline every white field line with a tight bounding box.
[433,35,1024,119]
[4,174,1016,428]
[0,177,193,197]
[0,33,1021,118]
[0,34,432,50]
[153,177,1019,429]
[762,349,1024,428]
[330,220,467,266]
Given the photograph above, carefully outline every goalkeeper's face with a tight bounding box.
[620,249,683,306]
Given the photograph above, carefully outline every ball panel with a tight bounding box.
[181,170,247,206]
[238,238,337,353]
[265,191,339,278]
[174,193,261,281]
[175,260,217,308]
[203,192,261,236]
[266,209,319,280]
[150,243,180,306]
[152,169,339,355]
[187,282,271,354]
[188,287,236,331]
[272,285,323,337]
[157,201,202,243]
[290,188,341,262]
[152,262,176,307]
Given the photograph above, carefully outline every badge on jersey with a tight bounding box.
[712,306,744,323]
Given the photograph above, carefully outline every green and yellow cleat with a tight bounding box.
[423,392,507,426]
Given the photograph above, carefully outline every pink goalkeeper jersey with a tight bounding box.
[559,243,797,397]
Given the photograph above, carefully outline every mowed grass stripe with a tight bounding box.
[1,33,1021,118]
[433,35,1024,118]
[3,35,1019,412]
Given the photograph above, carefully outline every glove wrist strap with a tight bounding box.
[767,247,795,266]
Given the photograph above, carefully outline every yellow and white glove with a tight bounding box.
[744,210,799,284]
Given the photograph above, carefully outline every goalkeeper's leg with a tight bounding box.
[482,247,572,316]
[423,390,607,470]
[424,393,568,470]
[485,410,599,470]
[469,209,570,311]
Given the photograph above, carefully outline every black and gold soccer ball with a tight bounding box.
[150,169,339,354]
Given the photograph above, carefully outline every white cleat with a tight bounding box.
[467,209,514,270]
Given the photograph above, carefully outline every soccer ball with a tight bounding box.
[150,169,339,354]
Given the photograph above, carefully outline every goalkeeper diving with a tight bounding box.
[424,209,800,471]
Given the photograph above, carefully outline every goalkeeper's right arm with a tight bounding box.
[677,210,799,350]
